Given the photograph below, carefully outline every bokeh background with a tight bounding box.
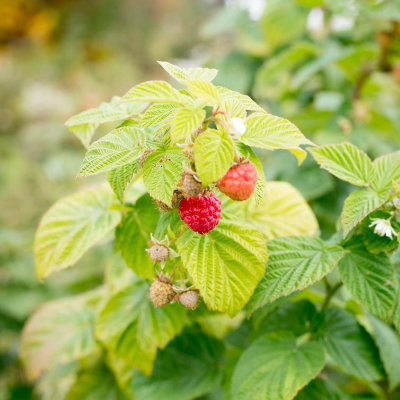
[1,0,400,399]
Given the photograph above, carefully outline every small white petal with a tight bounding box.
[230,118,246,135]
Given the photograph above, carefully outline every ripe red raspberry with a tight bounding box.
[178,193,221,234]
[218,162,257,201]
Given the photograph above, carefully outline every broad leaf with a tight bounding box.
[221,98,246,119]
[21,293,100,381]
[194,129,235,186]
[339,239,396,320]
[34,186,121,279]
[158,61,218,84]
[96,279,186,375]
[107,162,140,203]
[316,308,384,381]
[116,194,160,279]
[170,106,205,144]
[177,221,267,317]
[131,331,224,400]
[248,237,343,314]
[231,332,325,400]
[141,103,180,127]
[65,96,147,148]
[310,142,374,186]
[142,147,185,206]
[77,126,147,178]
[241,114,312,163]
[371,151,400,192]
[188,80,221,104]
[65,364,126,400]
[122,81,186,105]
[217,86,266,113]
[369,314,400,391]
[295,378,352,400]
[341,188,389,237]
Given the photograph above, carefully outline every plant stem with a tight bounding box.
[322,282,343,310]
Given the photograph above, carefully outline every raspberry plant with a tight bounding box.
[21,61,400,400]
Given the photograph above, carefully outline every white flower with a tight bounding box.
[230,118,246,135]
[393,197,400,208]
[369,218,398,240]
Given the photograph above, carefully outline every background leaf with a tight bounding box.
[177,221,267,317]
[194,129,235,186]
[34,186,121,279]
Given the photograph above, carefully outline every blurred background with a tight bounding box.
[1,0,400,399]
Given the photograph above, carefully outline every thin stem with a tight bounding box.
[322,282,343,310]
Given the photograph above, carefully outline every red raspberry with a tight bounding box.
[218,162,257,201]
[178,193,221,234]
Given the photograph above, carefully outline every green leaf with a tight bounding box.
[116,194,160,279]
[77,126,147,178]
[158,61,218,84]
[371,151,400,192]
[221,98,246,119]
[96,279,186,375]
[142,147,185,206]
[194,129,235,186]
[316,308,384,381]
[34,186,121,279]
[188,80,221,105]
[107,162,139,203]
[294,378,352,400]
[231,332,325,400]
[65,364,126,400]
[339,239,396,320]
[241,114,312,164]
[241,181,318,240]
[235,143,267,204]
[341,188,389,238]
[21,293,100,381]
[177,221,267,317]
[248,237,343,314]
[131,331,224,400]
[310,142,374,186]
[170,106,205,144]
[65,96,147,148]
[141,103,180,128]
[217,86,266,113]
[369,314,400,391]
[122,81,186,105]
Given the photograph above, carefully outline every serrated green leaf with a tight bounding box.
[141,103,181,127]
[188,80,221,104]
[241,114,312,163]
[339,239,396,320]
[369,314,400,391]
[107,162,139,203]
[310,142,374,186]
[341,188,389,237]
[131,331,224,400]
[65,96,147,148]
[77,126,147,178]
[95,279,186,375]
[231,332,325,400]
[65,364,126,400]
[221,98,246,119]
[122,81,186,105]
[21,293,100,381]
[170,107,205,144]
[243,181,318,240]
[316,308,384,381]
[158,61,218,84]
[194,129,235,186]
[177,221,267,317]
[217,86,266,112]
[248,237,343,314]
[234,143,267,204]
[371,151,400,193]
[34,186,121,279]
[142,147,185,206]
[295,378,352,400]
[116,194,159,279]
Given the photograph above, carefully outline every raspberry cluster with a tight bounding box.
[178,193,221,234]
